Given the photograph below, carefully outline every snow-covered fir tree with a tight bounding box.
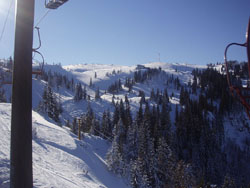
[38,85,62,122]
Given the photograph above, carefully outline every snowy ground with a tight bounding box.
[0,103,129,188]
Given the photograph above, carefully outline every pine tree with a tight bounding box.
[39,85,61,122]
[89,77,93,87]
[71,118,77,135]
[150,88,155,101]
[113,102,120,127]
[90,117,100,136]
[172,161,196,188]
[71,78,75,91]
[106,110,113,139]
[192,73,198,94]
[163,88,169,103]
[135,103,143,127]
[130,160,140,188]
[101,110,114,140]
[41,86,48,112]
[124,95,132,129]
[101,110,108,138]
[95,87,100,100]
[82,103,94,132]
[126,121,138,162]
[106,119,126,175]
[106,135,125,175]
[0,89,7,102]
[83,85,87,100]
[154,137,175,187]
[74,83,83,101]
[134,110,155,187]
[160,97,171,143]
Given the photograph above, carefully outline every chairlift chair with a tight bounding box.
[32,60,44,75]
[224,18,250,118]
[32,27,45,75]
[45,0,68,9]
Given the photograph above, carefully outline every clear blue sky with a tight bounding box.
[0,0,249,66]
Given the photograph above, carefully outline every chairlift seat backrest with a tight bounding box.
[46,0,68,9]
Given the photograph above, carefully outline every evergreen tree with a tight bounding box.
[101,110,113,139]
[192,74,197,94]
[82,103,94,132]
[150,88,155,101]
[154,138,175,187]
[0,89,7,102]
[106,110,113,138]
[95,87,101,100]
[172,161,196,188]
[163,88,169,103]
[124,95,132,129]
[74,83,83,101]
[126,121,138,163]
[71,117,77,135]
[90,117,100,136]
[221,175,236,188]
[106,119,126,175]
[89,77,93,87]
[83,85,87,100]
[113,102,120,126]
[160,97,171,143]
[39,85,61,122]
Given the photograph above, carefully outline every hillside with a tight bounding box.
[0,103,129,188]
[0,61,250,187]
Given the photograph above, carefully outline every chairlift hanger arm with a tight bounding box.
[224,18,250,120]
[224,42,246,87]
[33,27,41,51]
[32,26,44,75]
[224,42,247,62]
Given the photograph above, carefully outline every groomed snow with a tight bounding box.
[0,103,129,188]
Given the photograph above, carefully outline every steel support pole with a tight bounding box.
[10,0,35,187]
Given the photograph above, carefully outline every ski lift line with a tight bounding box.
[92,127,113,142]
[34,9,50,28]
[83,128,173,177]
[80,126,170,177]
[0,0,14,43]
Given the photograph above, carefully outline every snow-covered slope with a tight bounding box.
[0,103,129,188]
[1,61,206,123]
[58,62,205,120]
[1,61,250,186]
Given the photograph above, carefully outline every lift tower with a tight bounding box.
[10,0,35,187]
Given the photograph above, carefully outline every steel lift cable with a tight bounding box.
[0,0,14,43]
